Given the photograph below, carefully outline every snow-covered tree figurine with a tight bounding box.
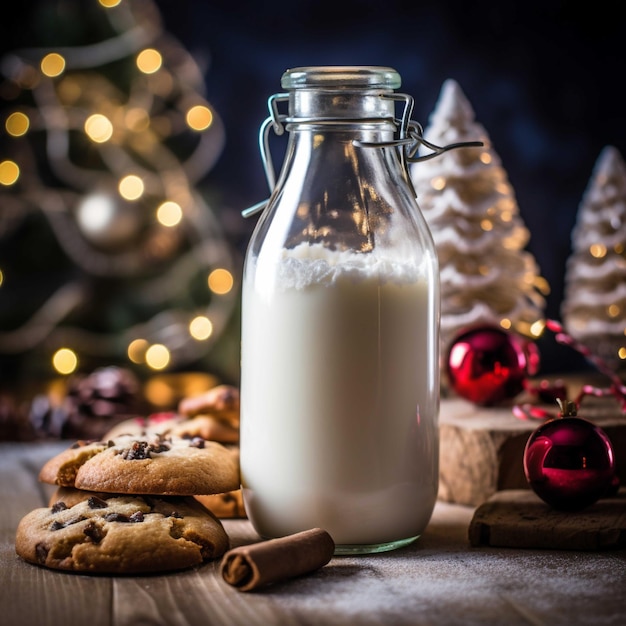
[561,145,626,369]
[410,79,548,358]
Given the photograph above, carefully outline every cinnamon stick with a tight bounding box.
[220,528,335,591]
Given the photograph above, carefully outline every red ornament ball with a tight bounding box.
[523,402,615,510]
[446,326,539,406]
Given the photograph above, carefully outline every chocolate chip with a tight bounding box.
[188,437,205,449]
[83,521,104,543]
[103,511,144,523]
[168,511,183,519]
[51,501,68,513]
[118,438,173,459]
[149,441,171,454]
[195,537,216,560]
[35,542,49,564]
[119,440,150,460]
[103,512,131,523]
[169,522,184,540]
[87,496,108,509]
[50,515,86,530]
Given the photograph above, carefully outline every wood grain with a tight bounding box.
[439,384,626,506]
[0,442,112,626]
[469,488,626,550]
[2,429,626,625]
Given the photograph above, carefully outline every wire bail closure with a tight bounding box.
[242,92,483,218]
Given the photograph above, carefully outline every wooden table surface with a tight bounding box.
[2,441,626,626]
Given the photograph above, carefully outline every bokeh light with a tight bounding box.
[137,49,163,74]
[189,315,213,340]
[0,160,20,186]
[118,174,144,200]
[530,320,545,337]
[5,112,29,136]
[431,176,446,191]
[84,113,113,143]
[186,105,213,131]
[208,268,234,294]
[590,243,607,259]
[127,338,149,364]
[156,201,183,227]
[40,53,65,77]
[145,343,170,370]
[52,348,78,375]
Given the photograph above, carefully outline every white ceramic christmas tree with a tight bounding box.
[561,145,626,369]
[410,79,547,356]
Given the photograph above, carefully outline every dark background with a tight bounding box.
[2,0,625,375]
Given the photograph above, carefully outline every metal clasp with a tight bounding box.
[241,91,483,218]
[353,93,484,172]
[241,93,288,218]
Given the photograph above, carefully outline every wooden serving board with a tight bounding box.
[439,376,626,506]
[468,488,626,551]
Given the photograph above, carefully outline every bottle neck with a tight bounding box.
[288,89,397,124]
[284,121,397,144]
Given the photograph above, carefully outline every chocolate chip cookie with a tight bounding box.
[50,486,247,520]
[39,434,240,496]
[195,490,247,519]
[16,493,229,574]
[103,412,185,439]
[178,384,240,429]
[104,383,241,444]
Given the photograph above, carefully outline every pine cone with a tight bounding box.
[67,366,140,416]
[23,367,145,441]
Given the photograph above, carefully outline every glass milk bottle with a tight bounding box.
[241,66,446,554]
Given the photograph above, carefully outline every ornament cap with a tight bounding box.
[556,398,578,417]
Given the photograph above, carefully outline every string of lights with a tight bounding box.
[0,0,238,377]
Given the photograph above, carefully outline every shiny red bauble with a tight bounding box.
[523,410,616,511]
[446,326,539,406]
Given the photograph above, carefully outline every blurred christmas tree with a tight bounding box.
[561,145,626,370]
[0,0,239,384]
[410,79,548,356]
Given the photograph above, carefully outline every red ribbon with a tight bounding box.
[514,319,626,420]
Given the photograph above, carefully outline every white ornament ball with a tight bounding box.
[75,191,143,249]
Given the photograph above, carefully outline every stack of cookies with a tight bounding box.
[15,385,245,575]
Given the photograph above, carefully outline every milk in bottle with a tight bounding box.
[240,66,441,554]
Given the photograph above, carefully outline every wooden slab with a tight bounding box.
[468,488,626,550]
[439,377,626,506]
